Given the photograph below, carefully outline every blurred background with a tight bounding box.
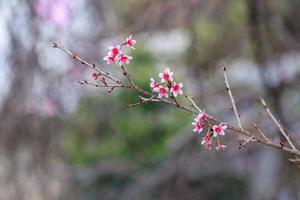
[0,0,300,199]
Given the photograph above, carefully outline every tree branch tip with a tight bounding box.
[78,80,87,85]
[52,42,58,48]
[218,63,226,71]
[125,103,132,108]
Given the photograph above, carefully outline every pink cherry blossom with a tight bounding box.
[212,123,227,137]
[170,82,183,97]
[192,121,204,134]
[215,144,226,152]
[150,78,160,90]
[103,55,115,65]
[108,45,121,58]
[118,54,133,65]
[124,34,136,49]
[201,134,213,150]
[195,111,208,122]
[154,85,169,98]
[159,68,173,82]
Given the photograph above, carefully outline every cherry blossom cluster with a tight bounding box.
[150,68,183,98]
[90,35,227,151]
[192,112,227,151]
[103,35,136,66]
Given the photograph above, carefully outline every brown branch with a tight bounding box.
[120,65,134,85]
[52,42,122,84]
[260,98,297,150]
[253,123,272,143]
[186,96,203,113]
[53,44,300,159]
[239,135,256,149]
[219,64,244,131]
[78,80,128,88]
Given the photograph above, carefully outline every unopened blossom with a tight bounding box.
[159,68,173,82]
[196,111,208,122]
[108,45,121,58]
[212,123,227,137]
[192,121,204,134]
[201,134,213,150]
[170,82,183,97]
[119,54,133,65]
[215,144,226,152]
[150,78,160,90]
[154,85,169,98]
[103,55,115,65]
[124,34,136,49]
[92,72,99,80]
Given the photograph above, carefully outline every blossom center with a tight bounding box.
[159,87,167,94]
[112,48,119,55]
[120,56,127,61]
[173,84,179,91]
[163,73,170,81]
[197,122,203,129]
[215,127,221,133]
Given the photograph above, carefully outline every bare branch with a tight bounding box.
[53,42,122,84]
[219,64,244,131]
[253,123,272,143]
[78,80,129,89]
[53,43,300,159]
[239,135,256,149]
[260,98,297,150]
[120,65,134,85]
[186,96,203,113]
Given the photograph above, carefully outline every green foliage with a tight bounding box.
[225,0,247,26]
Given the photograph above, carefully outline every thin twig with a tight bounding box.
[53,44,300,158]
[120,65,134,85]
[239,135,256,149]
[53,42,122,84]
[260,98,297,150]
[253,123,272,143]
[186,96,203,113]
[170,94,180,107]
[219,64,244,131]
[126,96,155,108]
[78,80,129,88]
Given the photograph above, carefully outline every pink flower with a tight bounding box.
[212,123,227,137]
[118,54,133,65]
[170,82,183,97]
[192,121,204,134]
[92,72,99,80]
[108,45,121,58]
[154,85,169,98]
[201,134,213,150]
[124,34,136,49]
[150,78,160,90]
[195,112,208,122]
[159,68,173,82]
[103,55,115,65]
[215,144,226,152]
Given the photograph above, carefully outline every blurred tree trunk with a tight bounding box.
[246,0,285,120]
[246,1,285,199]
[0,1,77,200]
